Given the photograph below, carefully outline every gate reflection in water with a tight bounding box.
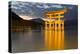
[44,26,64,50]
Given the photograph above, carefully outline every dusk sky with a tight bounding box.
[9,1,77,20]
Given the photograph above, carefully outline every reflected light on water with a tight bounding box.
[44,24,64,50]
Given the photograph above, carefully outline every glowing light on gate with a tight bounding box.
[44,9,67,50]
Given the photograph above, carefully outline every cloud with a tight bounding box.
[11,5,19,9]
[19,15,33,20]
[43,4,50,8]
[51,5,63,8]
[36,5,43,8]
[35,3,64,9]
[11,1,18,5]
[68,6,73,9]
[10,1,76,20]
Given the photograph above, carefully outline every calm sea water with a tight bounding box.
[11,26,78,53]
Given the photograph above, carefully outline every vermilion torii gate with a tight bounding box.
[44,9,67,50]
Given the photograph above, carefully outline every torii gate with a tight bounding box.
[44,9,67,50]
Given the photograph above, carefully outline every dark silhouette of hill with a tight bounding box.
[31,18,44,24]
[9,8,43,31]
[9,8,42,27]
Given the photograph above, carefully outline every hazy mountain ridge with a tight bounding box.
[9,9,43,26]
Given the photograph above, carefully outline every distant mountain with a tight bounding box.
[31,18,45,24]
[30,17,77,27]
[9,8,42,26]
[9,8,43,32]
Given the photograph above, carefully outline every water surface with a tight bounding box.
[11,26,78,53]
